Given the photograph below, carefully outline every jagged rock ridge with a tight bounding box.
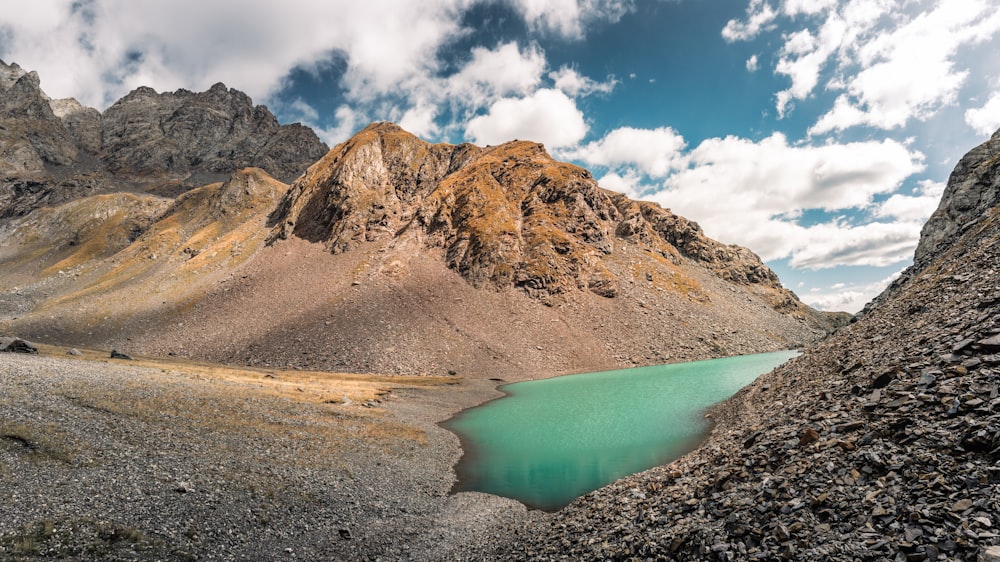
[0,59,328,217]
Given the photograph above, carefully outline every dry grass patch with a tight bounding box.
[0,518,173,561]
[0,420,83,465]
[33,344,456,453]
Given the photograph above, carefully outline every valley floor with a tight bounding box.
[0,349,539,561]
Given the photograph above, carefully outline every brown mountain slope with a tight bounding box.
[515,133,1000,559]
[1,123,842,378]
[0,168,287,341]
[273,123,838,321]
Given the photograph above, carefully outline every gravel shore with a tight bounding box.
[0,351,537,561]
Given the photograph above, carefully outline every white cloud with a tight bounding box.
[782,0,837,17]
[727,0,1000,132]
[448,42,546,106]
[668,133,923,212]
[0,0,473,108]
[873,180,945,222]
[596,170,645,199]
[548,66,616,96]
[399,103,441,139]
[965,91,1000,136]
[801,269,902,313]
[645,133,926,269]
[782,220,923,270]
[783,29,817,56]
[722,0,778,42]
[465,88,587,148]
[745,54,759,72]
[0,0,630,152]
[808,94,869,135]
[0,0,614,116]
[510,0,634,39]
[557,127,930,272]
[774,4,887,118]
[562,126,686,177]
[311,104,364,146]
[288,98,319,122]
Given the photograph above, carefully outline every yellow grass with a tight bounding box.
[30,344,456,451]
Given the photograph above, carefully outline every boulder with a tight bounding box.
[0,336,38,353]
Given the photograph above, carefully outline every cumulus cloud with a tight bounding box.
[724,0,1000,132]
[311,105,364,147]
[0,0,474,107]
[965,91,1000,137]
[0,0,619,119]
[596,170,646,199]
[781,220,923,270]
[465,88,588,148]
[722,0,778,42]
[448,42,546,106]
[510,0,635,39]
[399,103,441,140]
[873,180,945,222]
[745,54,759,73]
[640,133,927,269]
[666,134,923,213]
[288,98,319,122]
[557,126,928,271]
[562,126,686,177]
[548,66,616,96]
[802,269,902,313]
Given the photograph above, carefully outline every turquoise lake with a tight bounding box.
[443,350,799,511]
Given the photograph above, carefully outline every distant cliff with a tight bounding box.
[0,59,327,217]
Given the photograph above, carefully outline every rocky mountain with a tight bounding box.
[0,120,842,378]
[0,60,327,218]
[517,130,1000,560]
[272,122,808,305]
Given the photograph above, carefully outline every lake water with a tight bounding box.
[443,350,798,511]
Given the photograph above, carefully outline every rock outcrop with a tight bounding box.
[99,82,328,184]
[516,130,1000,560]
[917,129,1000,269]
[0,62,83,173]
[0,336,37,353]
[0,59,327,217]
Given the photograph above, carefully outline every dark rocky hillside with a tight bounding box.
[517,130,1000,560]
[0,60,327,218]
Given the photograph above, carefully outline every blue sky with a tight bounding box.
[3,0,1000,312]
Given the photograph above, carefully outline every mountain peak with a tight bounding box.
[0,59,27,90]
[360,121,406,134]
[272,123,834,333]
[0,60,329,214]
